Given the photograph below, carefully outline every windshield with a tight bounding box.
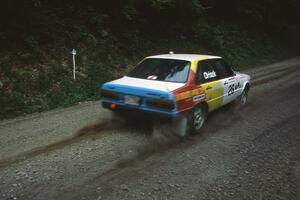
[127,58,191,83]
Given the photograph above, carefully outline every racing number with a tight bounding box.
[228,84,235,96]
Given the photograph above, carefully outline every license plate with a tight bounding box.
[124,95,140,106]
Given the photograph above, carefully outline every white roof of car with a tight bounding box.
[147,54,221,61]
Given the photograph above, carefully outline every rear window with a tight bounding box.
[127,58,191,83]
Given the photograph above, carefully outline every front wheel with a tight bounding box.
[234,89,249,109]
[190,104,207,134]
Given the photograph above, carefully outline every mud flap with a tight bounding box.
[172,117,188,137]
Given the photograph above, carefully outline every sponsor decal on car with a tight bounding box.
[193,93,205,102]
[203,70,216,79]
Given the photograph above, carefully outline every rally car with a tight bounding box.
[101,53,250,135]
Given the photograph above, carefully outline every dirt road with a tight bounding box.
[0,57,300,200]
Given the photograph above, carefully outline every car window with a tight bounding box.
[196,60,218,84]
[128,58,190,83]
[212,59,234,78]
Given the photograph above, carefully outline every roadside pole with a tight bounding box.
[72,49,76,80]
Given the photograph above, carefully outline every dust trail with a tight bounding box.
[0,114,123,169]
[92,108,246,185]
[90,121,184,186]
[88,98,265,189]
[115,122,182,169]
[98,94,262,176]
[112,105,248,170]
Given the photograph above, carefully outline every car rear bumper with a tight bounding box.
[102,101,188,122]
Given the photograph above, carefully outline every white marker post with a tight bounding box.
[72,49,77,80]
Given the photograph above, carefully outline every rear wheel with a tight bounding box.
[190,104,207,134]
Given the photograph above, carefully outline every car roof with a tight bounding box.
[146,54,222,61]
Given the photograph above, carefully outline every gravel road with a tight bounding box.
[0,57,300,200]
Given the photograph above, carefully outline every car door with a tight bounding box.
[195,59,224,112]
[211,59,239,105]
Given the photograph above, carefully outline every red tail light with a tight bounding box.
[147,99,175,110]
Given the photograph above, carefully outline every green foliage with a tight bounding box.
[150,0,176,10]
[194,23,287,68]
[0,91,25,118]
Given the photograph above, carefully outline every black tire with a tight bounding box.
[190,104,207,134]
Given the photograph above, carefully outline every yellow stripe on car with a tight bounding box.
[202,80,224,111]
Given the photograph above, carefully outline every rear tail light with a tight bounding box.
[110,103,117,109]
[101,90,119,100]
[147,98,175,110]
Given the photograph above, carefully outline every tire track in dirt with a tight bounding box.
[0,120,120,168]
[251,66,300,87]
[251,66,295,82]
[245,56,300,76]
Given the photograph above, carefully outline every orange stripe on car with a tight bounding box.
[175,88,204,101]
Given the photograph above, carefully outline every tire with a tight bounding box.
[190,104,207,134]
[234,89,249,109]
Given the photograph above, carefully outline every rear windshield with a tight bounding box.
[127,58,190,83]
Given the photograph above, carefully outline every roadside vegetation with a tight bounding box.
[0,0,299,119]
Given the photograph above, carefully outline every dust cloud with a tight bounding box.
[114,121,184,169]
[117,102,255,170]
